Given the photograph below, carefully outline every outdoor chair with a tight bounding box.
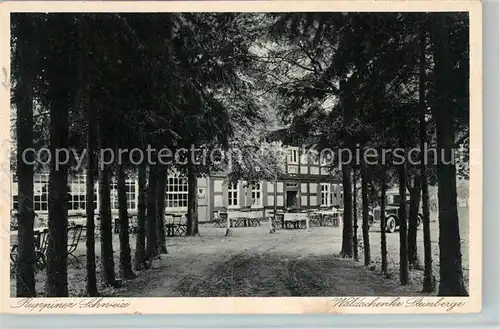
[67,224,83,264]
[165,215,176,237]
[323,215,335,226]
[297,218,307,229]
[231,217,245,228]
[283,219,295,229]
[113,217,120,234]
[307,212,321,227]
[219,212,229,227]
[10,244,18,265]
[129,216,138,234]
[332,213,341,227]
[10,229,49,270]
[213,211,226,228]
[173,214,187,236]
[10,211,18,231]
[34,228,49,270]
[275,213,285,229]
[251,217,262,227]
[271,215,282,230]
[94,216,101,238]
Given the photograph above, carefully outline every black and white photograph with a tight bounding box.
[3,1,481,312]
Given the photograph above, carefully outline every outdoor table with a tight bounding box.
[274,212,285,229]
[10,226,48,246]
[229,217,258,227]
[165,213,187,237]
[213,211,228,228]
[113,214,136,234]
[165,223,176,237]
[283,213,309,229]
[314,209,343,227]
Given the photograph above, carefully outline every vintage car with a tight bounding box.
[369,199,422,233]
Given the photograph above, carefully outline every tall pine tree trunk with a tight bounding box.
[134,162,148,270]
[419,23,435,292]
[85,104,98,296]
[156,165,168,254]
[352,169,359,262]
[81,15,98,296]
[380,169,388,276]
[361,162,371,266]
[339,78,354,258]
[432,16,468,296]
[186,164,199,236]
[408,174,422,269]
[340,165,353,258]
[117,165,136,279]
[98,165,117,286]
[45,61,70,296]
[146,165,158,259]
[13,14,37,297]
[398,162,409,285]
[421,149,435,291]
[46,117,69,296]
[420,106,435,292]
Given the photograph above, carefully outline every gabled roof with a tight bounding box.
[265,127,320,148]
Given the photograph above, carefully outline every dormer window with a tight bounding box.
[287,148,298,164]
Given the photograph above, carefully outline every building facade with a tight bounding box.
[11,146,342,222]
[210,145,343,220]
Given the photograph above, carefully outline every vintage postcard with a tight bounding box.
[0,0,482,314]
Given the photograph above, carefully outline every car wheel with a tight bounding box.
[417,214,422,229]
[386,216,396,233]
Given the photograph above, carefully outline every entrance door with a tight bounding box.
[286,190,298,209]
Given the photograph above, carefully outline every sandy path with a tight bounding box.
[11,211,469,297]
[117,225,442,297]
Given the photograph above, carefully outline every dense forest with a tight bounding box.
[11,12,469,297]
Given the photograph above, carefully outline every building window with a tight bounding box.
[69,193,86,211]
[34,174,49,211]
[89,185,98,211]
[126,180,136,210]
[109,178,137,210]
[75,174,85,185]
[321,183,332,207]
[110,181,119,210]
[287,148,298,164]
[228,182,238,207]
[251,183,262,207]
[12,195,18,211]
[69,174,86,211]
[166,176,188,208]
